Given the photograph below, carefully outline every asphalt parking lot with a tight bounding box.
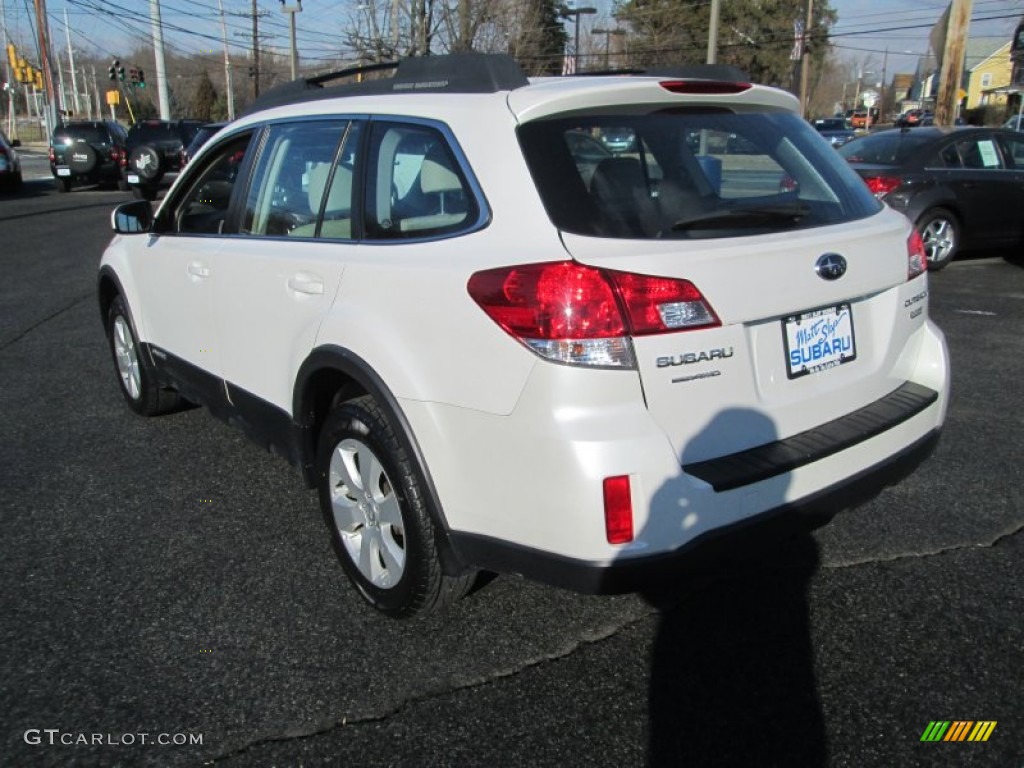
[1,179,1021,767]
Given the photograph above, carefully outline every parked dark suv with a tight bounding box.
[49,121,129,192]
[123,119,204,200]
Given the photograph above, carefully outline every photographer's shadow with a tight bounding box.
[640,408,826,767]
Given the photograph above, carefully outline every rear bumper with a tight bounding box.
[450,429,940,594]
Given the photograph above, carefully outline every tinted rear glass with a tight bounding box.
[130,123,183,143]
[53,126,109,145]
[838,131,933,164]
[519,111,882,240]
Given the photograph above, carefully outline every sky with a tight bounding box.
[1,0,1022,86]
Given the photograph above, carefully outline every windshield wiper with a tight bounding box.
[671,202,810,232]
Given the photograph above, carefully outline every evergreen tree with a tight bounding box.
[192,71,218,123]
[514,0,569,75]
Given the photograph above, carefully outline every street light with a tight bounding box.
[279,0,303,81]
[559,5,596,74]
[591,27,625,69]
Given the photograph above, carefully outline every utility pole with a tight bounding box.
[706,0,720,64]
[32,0,61,131]
[799,0,814,117]
[935,0,972,126]
[148,0,170,119]
[1,0,16,136]
[217,0,235,119]
[252,0,260,98]
[279,0,302,80]
[63,9,80,116]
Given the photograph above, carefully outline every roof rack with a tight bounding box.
[244,53,530,115]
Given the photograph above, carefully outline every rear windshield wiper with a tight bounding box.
[671,202,810,231]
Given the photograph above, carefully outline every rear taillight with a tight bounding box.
[659,80,752,95]
[863,176,902,198]
[48,146,55,163]
[467,261,719,368]
[907,229,927,280]
[110,147,121,162]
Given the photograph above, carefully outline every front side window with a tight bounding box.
[172,134,252,235]
[522,111,882,239]
[243,120,351,237]
[365,122,480,239]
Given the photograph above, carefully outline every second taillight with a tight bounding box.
[467,261,719,368]
[863,176,902,198]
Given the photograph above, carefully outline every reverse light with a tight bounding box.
[603,476,634,545]
[467,261,720,368]
[863,175,902,198]
[659,80,752,95]
[907,229,927,280]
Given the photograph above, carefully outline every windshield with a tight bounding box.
[518,110,881,239]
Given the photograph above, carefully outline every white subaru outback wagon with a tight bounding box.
[98,54,949,617]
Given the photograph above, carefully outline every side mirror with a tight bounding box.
[111,200,153,234]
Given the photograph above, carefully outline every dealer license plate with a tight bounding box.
[782,304,856,379]
[126,174,140,184]
[57,167,71,177]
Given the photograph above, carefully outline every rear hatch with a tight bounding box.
[515,80,926,464]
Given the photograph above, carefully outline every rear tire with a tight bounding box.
[56,177,73,193]
[916,208,959,271]
[105,295,181,416]
[316,395,475,618]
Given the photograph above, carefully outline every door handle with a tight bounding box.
[187,261,210,278]
[287,273,325,295]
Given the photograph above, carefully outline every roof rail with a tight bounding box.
[243,53,530,115]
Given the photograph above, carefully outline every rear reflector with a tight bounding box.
[603,476,634,544]
[659,80,752,95]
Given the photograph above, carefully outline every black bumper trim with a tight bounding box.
[448,429,941,595]
[683,381,938,492]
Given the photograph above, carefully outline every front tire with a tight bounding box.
[917,208,959,270]
[105,295,180,416]
[316,396,474,618]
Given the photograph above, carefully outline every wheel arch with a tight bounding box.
[97,265,124,327]
[294,345,470,576]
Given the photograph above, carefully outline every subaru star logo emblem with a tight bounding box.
[815,253,847,281]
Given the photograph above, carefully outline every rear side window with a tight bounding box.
[364,122,480,239]
[838,131,931,165]
[242,121,351,237]
[520,111,881,239]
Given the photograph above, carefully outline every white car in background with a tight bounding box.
[98,54,949,617]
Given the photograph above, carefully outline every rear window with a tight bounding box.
[838,131,932,164]
[518,111,881,239]
[53,126,109,145]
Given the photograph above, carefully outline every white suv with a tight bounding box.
[98,54,949,617]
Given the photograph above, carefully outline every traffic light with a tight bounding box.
[34,69,43,90]
[109,59,118,81]
[118,63,126,81]
[137,69,145,88]
[6,44,16,70]
[129,67,138,85]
